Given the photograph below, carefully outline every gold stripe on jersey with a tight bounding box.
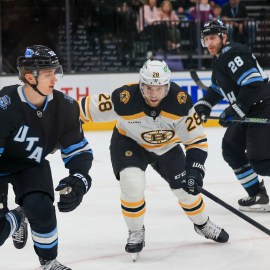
[184,134,207,144]
[185,143,208,151]
[160,111,182,120]
[121,198,146,218]
[120,112,146,120]
[140,137,181,149]
[79,96,92,123]
[179,195,205,216]
[183,134,208,151]
[117,126,127,136]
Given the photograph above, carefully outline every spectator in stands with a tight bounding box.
[189,0,215,24]
[220,0,248,43]
[161,0,195,20]
[137,0,169,52]
[137,0,160,32]
[189,0,215,51]
[159,0,181,50]
[209,0,228,8]
[116,2,138,39]
[213,4,222,19]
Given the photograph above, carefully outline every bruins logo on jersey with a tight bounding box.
[120,90,130,104]
[177,92,187,104]
[141,130,175,144]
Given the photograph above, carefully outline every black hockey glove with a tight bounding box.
[181,168,204,195]
[219,102,247,127]
[194,100,212,123]
[55,173,91,212]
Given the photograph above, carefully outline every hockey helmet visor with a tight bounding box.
[201,20,228,47]
[17,45,63,78]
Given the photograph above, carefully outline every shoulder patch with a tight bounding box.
[120,90,130,104]
[0,95,11,110]
[177,92,187,104]
[221,46,231,54]
[63,93,75,104]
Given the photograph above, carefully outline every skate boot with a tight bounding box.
[39,258,72,270]
[12,206,28,249]
[125,226,145,262]
[194,218,229,243]
[238,180,270,212]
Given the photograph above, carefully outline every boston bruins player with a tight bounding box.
[194,20,270,212]
[80,60,229,260]
[0,45,93,270]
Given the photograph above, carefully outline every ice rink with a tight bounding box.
[2,127,270,270]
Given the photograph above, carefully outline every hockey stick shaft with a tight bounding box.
[190,70,208,90]
[197,186,270,236]
[204,115,270,124]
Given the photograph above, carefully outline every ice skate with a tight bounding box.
[238,181,270,212]
[194,218,229,243]
[12,206,28,249]
[125,226,145,262]
[39,258,72,270]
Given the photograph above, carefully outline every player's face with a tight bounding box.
[142,84,167,107]
[36,68,58,95]
[203,34,224,55]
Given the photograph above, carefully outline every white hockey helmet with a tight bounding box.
[139,60,171,95]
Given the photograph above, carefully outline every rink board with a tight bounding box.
[2,70,269,130]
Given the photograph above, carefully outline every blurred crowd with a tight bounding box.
[116,0,251,53]
[1,0,267,73]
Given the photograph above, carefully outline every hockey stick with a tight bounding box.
[203,115,270,124]
[190,70,209,90]
[197,186,270,236]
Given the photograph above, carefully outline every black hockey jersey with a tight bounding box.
[0,85,93,175]
[204,42,269,108]
[80,82,208,168]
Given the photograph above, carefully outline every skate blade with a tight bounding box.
[132,252,140,262]
[239,204,270,212]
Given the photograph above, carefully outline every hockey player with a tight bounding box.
[0,45,93,270]
[194,20,270,212]
[79,60,229,259]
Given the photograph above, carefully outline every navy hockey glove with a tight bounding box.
[219,102,247,127]
[181,168,204,195]
[194,100,212,122]
[55,173,91,212]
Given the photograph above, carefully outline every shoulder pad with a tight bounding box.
[0,85,20,95]
[112,84,144,115]
[162,82,193,116]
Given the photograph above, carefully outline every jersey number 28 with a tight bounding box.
[228,56,244,73]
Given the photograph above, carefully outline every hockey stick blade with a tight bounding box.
[190,70,209,90]
[197,186,270,236]
[205,115,270,124]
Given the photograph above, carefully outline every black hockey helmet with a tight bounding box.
[17,45,60,73]
[201,20,228,47]
[17,45,63,97]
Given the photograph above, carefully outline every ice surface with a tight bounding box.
[1,128,270,270]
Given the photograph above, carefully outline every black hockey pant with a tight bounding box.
[222,118,270,176]
[0,192,57,261]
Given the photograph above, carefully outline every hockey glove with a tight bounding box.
[181,168,204,195]
[219,102,247,127]
[55,173,91,212]
[194,100,212,123]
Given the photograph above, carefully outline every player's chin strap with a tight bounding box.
[28,70,47,97]
[28,83,47,97]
